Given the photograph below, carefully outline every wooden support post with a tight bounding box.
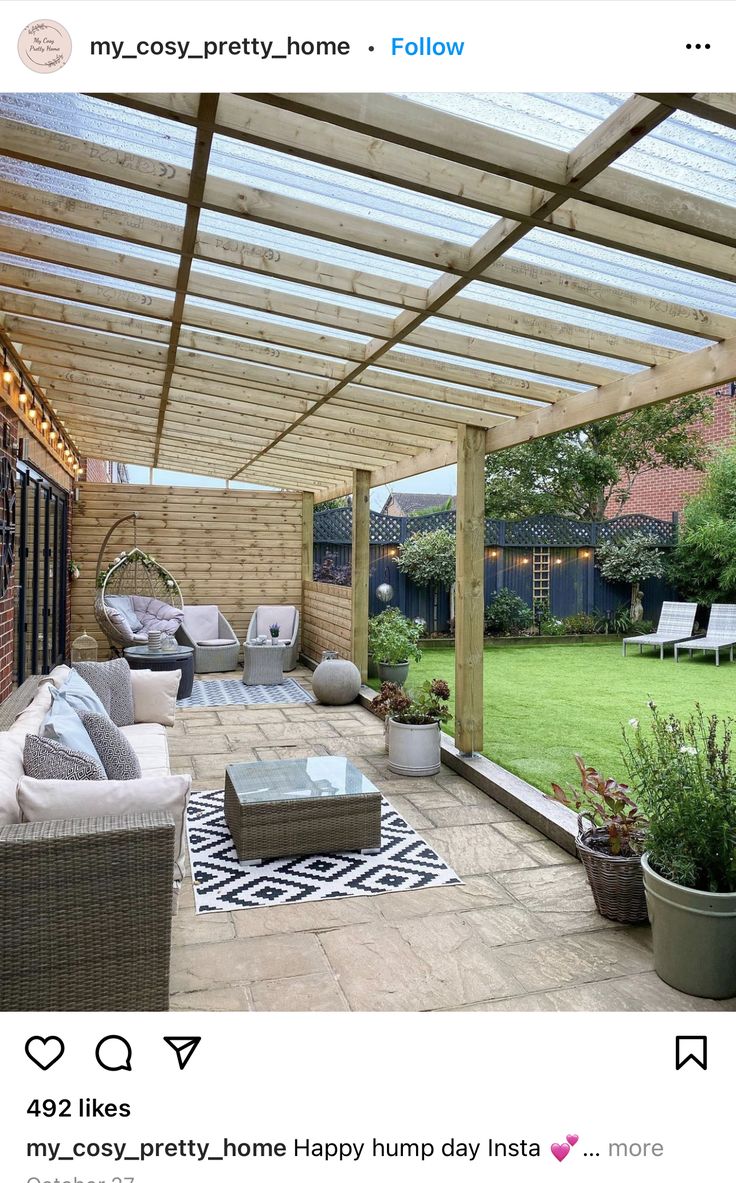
[455,425,486,755]
[301,492,314,582]
[351,469,371,681]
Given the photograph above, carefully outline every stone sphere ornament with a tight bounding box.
[376,582,394,604]
[312,653,362,705]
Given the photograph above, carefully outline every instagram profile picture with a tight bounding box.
[18,19,72,73]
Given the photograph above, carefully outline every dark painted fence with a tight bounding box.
[314,509,679,633]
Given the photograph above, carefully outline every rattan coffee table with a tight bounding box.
[224,756,382,863]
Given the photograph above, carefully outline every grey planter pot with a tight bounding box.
[642,854,736,999]
[377,660,409,686]
[388,718,441,776]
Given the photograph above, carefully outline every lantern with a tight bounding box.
[71,630,98,663]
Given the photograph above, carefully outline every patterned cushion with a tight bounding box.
[41,688,107,774]
[74,658,135,727]
[78,711,142,780]
[23,734,105,780]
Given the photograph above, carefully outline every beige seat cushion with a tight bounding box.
[0,731,24,824]
[18,772,191,881]
[121,723,170,778]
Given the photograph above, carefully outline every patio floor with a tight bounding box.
[170,666,735,1012]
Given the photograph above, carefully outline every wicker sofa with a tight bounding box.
[0,666,189,1011]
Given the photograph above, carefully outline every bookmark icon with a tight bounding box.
[163,1036,201,1071]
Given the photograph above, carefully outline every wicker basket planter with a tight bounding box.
[576,821,648,924]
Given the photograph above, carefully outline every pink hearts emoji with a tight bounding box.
[551,1143,570,1162]
[567,1135,579,1146]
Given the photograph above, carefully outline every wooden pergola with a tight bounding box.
[0,91,734,752]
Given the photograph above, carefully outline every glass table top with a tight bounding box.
[124,644,193,657]
[226,757,380,804]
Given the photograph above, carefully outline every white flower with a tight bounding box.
[665,723,674,733]
[628,718,639,729]
[679,745,697,756]
[647,699,656,708]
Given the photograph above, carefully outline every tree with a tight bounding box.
[668,448,736,604]
[596,532,666,612]
[396,528,456,632]
[315,496,348,512]
[484,395,714,521]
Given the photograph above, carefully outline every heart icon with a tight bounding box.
[566,1135,579,1146]
[551,1143,570,1163]
[25,1036,65,1071]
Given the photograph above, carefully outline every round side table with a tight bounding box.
[124,644,195,699]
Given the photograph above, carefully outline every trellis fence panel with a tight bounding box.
[314,510,678,632]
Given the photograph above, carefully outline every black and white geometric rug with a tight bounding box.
[186,791,461,913]
[178,677,313,709]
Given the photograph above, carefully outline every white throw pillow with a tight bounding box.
[130,667,181,726]
[17,772,191,881]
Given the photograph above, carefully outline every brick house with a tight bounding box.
[381,492,456,517]
[608,383,736,522]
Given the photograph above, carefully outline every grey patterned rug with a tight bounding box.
[178,677,313,709]
[186,791,461,913]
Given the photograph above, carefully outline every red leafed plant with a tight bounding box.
[551,754,646,857]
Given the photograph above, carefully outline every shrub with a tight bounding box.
[313,550,351,585]
[368,608,423,666]
[622,704,736,893]
[668,448,736,604]
[540,616,566,636]
[484,588,533,635]
[596,533,665,610]
[563,612,603,635]
[396,528,456,589]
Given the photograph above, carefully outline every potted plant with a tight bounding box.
[368,608,422,685]
[382,678,451,776]
[269,622,280,641]
[623,704,736,998]
[552,755,648,923]
[69,559,81,581]
[369,680,412,751]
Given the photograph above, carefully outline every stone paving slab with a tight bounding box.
[168,666,736,1013]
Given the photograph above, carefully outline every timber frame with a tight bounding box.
[1,91,734,752]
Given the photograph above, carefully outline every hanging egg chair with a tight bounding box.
[94,513,184,652]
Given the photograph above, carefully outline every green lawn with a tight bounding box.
[372,642,736,794]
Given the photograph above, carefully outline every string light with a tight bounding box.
[2,350,11,384]
[28,399,37,421]
[19,381,27,406]
[2,339,81,472]
[41,418,49,433]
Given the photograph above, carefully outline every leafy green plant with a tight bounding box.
[622,704,736,893]
[552,754,645,856]
[484,588,533,635]
[668,446,736,604]
[563,612,605,635]
[377,678,452,726]
[368,608,423,666]
[535,597,565,636]
[396,528,456,588]
[596,533,665,612]
[96,550,175,591]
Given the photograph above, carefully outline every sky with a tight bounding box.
[124,463,459,510]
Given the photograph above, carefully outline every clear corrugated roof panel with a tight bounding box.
[188,264,399,318]
[0,212,176,266]
[184,293,374,344]
[420,320,643,375]
[0,93,195,167]
[208,133,495,243]
[464,280,718,352]
[0,251,174,302]
[196,211,440,286]
[408,93,736,206]
[0,156,185,224]
[392,345,591,392]
[508,229,736,320]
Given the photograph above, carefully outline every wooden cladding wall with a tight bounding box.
[301,580,352,664]
[72,484,303,651]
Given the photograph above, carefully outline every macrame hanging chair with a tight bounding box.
[94,512,183,651]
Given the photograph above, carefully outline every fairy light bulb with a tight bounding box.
[49,429,57,442]
[41,418,49,432]
[2,351,11,384]
[19,382,27,406]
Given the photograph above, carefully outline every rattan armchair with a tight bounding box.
[177,605,240,673]
[246,605,300,672]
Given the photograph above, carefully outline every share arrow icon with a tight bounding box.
[163,1036,201,1071]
